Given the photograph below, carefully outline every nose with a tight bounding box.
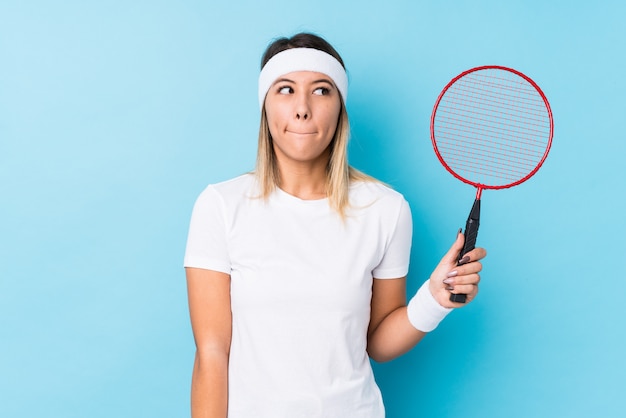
[295,92,310,121]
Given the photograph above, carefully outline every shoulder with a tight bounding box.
[196,173,257,202]
[347,180,412,245]
[349,180,407,208]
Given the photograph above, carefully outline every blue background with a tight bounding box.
[1,1,624,417]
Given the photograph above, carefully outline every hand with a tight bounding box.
[428,230,487,308]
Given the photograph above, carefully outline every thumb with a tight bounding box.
[441,229,465,265]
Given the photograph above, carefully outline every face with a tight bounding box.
[264,71,342,168]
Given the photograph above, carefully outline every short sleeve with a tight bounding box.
[372,198,412,279]
[183,185,231,274]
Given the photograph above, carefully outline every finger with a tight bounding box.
[448,282,479,297]
[462,261,483,276]
[446,273,481,287]
[441,229,465,265]
[445,262,482,281]
[456,285,479,304]
[460,247,487,264]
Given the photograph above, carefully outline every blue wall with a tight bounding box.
[1,1,624,416]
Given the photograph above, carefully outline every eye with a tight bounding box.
[278,86,293,94]
[313,87,330,96]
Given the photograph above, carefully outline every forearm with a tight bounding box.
[367,306,426,363]
[368,280,453,362]
[191,350,228,418]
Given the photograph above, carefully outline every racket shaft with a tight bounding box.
[451,198,481,303]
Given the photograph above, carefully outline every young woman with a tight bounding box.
[184,33,486,418]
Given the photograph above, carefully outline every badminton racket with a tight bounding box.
[430,65,553,303]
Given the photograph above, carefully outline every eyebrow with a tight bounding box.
[272,77,335,87]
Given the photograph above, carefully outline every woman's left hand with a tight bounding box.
[428,230,487,308]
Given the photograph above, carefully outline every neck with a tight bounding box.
[276,158,329,200]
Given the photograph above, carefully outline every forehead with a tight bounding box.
[272,71,334,84]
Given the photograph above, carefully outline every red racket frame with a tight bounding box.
[430,65,554,199]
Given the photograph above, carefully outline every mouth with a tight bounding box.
[287,130,317,135]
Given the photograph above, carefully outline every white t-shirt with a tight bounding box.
[184,174,412,418]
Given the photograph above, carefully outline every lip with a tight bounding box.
[287,130,317,135]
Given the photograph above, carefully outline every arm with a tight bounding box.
[367,276,424,362]
[367,232,486,363]
[186,267,232,418]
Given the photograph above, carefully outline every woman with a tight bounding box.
[184,32,486,418]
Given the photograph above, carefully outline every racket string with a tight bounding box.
[435,116,549,156]
[437,100,551,136]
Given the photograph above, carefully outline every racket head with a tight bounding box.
[430,65,553,191]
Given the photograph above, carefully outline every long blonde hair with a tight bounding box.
[254,33,375,217]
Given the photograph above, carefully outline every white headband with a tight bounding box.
[258,47,348,109]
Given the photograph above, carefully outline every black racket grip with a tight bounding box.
[450,198,481,304]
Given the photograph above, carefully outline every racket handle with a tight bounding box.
[450,198,481,304]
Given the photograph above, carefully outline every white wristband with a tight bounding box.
[407,280,453,332]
